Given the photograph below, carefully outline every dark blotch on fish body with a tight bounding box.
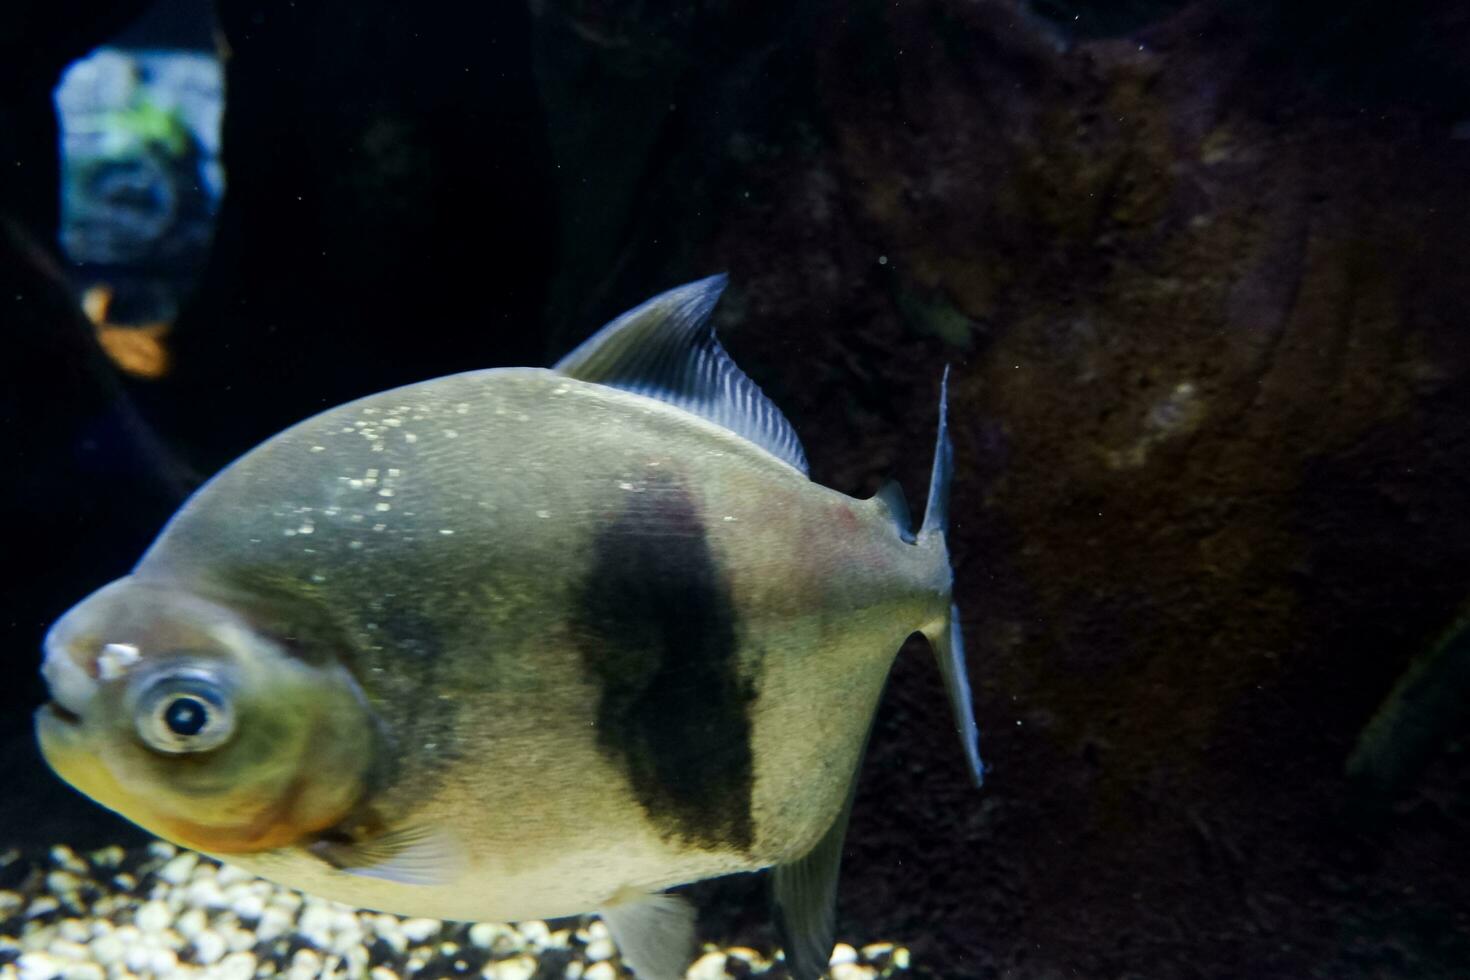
[572,480,755,852]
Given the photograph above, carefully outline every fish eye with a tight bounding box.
[135,673,236,755]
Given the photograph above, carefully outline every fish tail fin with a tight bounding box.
[918,367,985,787]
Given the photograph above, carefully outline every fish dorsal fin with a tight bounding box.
[553,275,810,475]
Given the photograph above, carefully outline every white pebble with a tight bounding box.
[185,878,227,909]
[175,908,207,940]
[255,906,294,943]
[55,920,88,944]
[87,846,124,868]
[468,923,503,949]
[583,938,615,962]
[216,951,258,980]
[134,900,171,934]
[370,968,399,980]
[268,890,303,914]
[518,921,551,948]
[44,939,86,962]
[829,943,858,966]
[343,945,371,975]
[328,924,366,957]
[0,891,22,914]
[288,948,323,980]
[215,863,254,886]
[585,920,609,942]
[488,954,537,980]
[232,892,265,921]
[44,872,81,896]
[371,916,408,955]
[830,964,877,980]
[48,846,88,875]
[17,952,59,980]
[860,942,895,962]
[686,951,728,980]
[27,897,60,918]
[61,963,104,980]
[158,852,199,885]
[147,946,178,974]
[726,948,766,969]
[192,929,227,965]
[401,918,441,943]
[146,841,177,861]
[17,952,61,980]
[582,963,617,980]
[223,924,257,953]
[90,931,127,967]
[893,947,911,969]
[298,902,334,944]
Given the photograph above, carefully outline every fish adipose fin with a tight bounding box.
[596,889,697,980]
[306,824,462,886]
[553,275,810,475]
[872,479,915,544]
[920,367,985,787]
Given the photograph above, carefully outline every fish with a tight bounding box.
[35,275,984,980]
[83,283,173,380]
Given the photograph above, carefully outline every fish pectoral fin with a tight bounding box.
[596,888,697,980]
[306,824,462,886]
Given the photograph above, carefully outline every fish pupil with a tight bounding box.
[163,697,209,736]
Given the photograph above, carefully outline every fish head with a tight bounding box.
[36,576,376,855]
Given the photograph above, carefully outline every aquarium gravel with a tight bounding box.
[0,843,912,980]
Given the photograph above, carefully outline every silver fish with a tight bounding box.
[36,276,983,979]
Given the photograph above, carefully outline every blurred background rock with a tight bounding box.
[3,0,1469,976]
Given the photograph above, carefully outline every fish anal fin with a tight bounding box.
[596,888,697,980]
[306,824,462,886]
[772,769,864,980]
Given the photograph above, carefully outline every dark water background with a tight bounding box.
[3,0,1470,977]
